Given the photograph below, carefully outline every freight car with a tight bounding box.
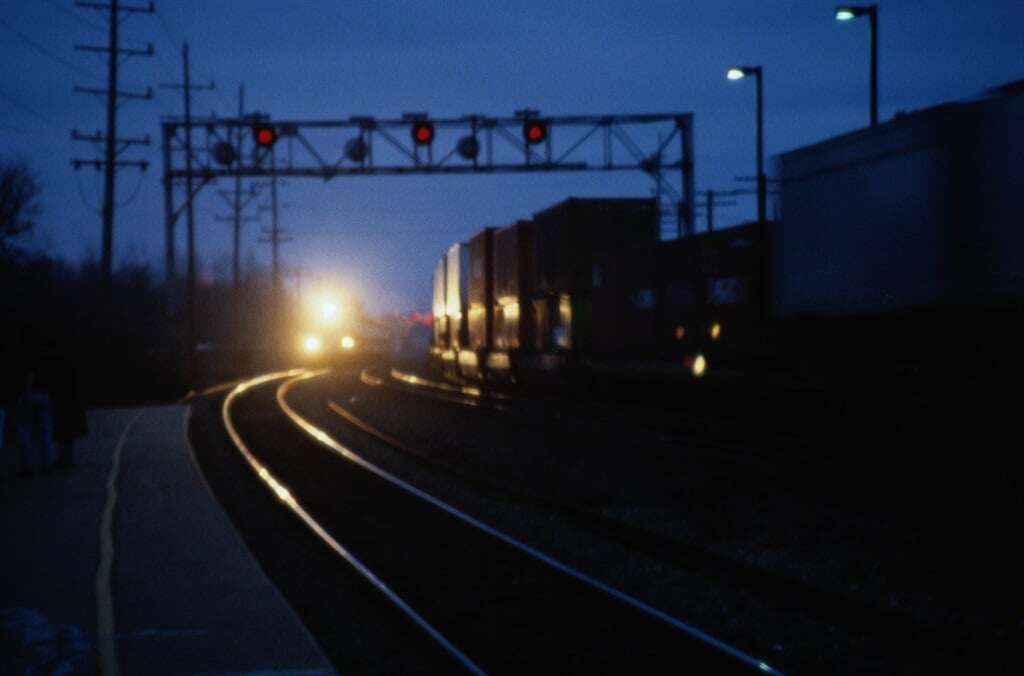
[430,81,1024,387]
[770,79,1024,383]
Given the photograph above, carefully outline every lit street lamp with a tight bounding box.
[835,4,879,127]
[726,66,766,223]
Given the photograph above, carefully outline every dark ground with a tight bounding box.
[188,357,1020,674]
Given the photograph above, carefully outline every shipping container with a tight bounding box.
[529,198,658,359]
[467,228,495,352]
[431,255,448,350]
[531,198,659,295]
[445,242,470,350]
[621,243,660,356]
[774,84,1024,318]
[657,223,767,365]
[492,220,535,351]
[590,248,625,355]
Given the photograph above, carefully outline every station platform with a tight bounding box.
[1,404,335,675]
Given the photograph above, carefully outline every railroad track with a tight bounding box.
[221,370,781,675]
[379,366,809,477]
[334,365,1003,670]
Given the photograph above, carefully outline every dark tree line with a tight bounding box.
[1,158,293,405]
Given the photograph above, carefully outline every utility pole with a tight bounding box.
[233,85,244,305]
[694,190,737,233]
[160,42,215,381]
[71,0,153,299]
[754,69,765,223]
[214,86,261,374]
[869,6,878,127]
[258,152,291,352]
[270,145,282,296]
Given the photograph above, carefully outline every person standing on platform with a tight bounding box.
[13,369,54,477]
[48,356,87,469]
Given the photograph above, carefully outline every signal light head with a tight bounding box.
[411,121,434,145]
[344,136,368,162]
[523,120,547,144]
[253,124,277,147]
[456,135,480,160]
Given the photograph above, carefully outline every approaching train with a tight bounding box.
[430,81,1024,387]
[295,291,389,363]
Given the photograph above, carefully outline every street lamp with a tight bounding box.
[726,66,765,223]
[835,4,878,127]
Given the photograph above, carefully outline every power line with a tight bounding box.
[0,17,105,82]
[152,4,178,48]
[40,0,107,34]
[115,167,147,207]
[151,4,233,114]
[0,87,65,128]
[0,124,51,136]
[74,170,103,214]
[70,0,155,299]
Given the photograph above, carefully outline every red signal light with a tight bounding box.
[411,121,434,145]
[253,124,277,147]
[523,120,547,144]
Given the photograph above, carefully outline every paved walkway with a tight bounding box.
[1,405,335,675]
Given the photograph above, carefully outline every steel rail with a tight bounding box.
[387,367,516,402]
[278,370,784,675]
[382,366,790,477]
[221,370,486,676]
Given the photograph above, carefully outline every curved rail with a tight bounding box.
[278,370,784,675]
[221,371,486,675]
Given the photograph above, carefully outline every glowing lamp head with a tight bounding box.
[692,353,707,378]
[523,120,547,144]
[302,334,322,354]
[253,124,277,147]
[411,121,434,145]
[340,335,355,350]
[835,8,856,20]
[709,322,722,341]
[319,301,338,323]
[727,68,747,81]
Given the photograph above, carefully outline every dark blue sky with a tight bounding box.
[2,0,1021,312]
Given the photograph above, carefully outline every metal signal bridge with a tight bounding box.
[161,110,696,247]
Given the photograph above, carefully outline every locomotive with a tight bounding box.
[430,81,1024,389]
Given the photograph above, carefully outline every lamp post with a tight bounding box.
[836,4,878,127]
[727,66,765,223]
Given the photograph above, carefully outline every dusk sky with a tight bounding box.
[2,0,1021,313]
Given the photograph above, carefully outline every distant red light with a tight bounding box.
[412,122,434,145]
[409,311,433,326]
[523,120,547,144]
[254,126,277,146]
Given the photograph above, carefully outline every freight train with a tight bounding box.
[430,81,1024,388]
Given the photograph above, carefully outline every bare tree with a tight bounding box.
[0,159,42,252]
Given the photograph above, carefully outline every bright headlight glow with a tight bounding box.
[340,335,355,350]
[692,353,707,377]
[319,300,338,323]
[303,335,322,353]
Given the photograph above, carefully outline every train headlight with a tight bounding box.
[340,335,355,350]
[303,334,322,353]
[319,300,339,324]
[692,353,707,377]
